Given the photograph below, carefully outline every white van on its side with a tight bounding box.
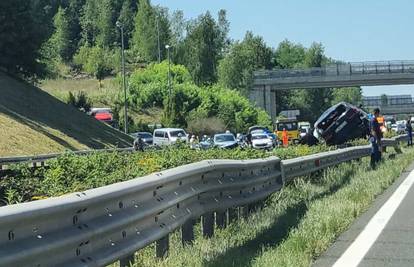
[153,128,188,146]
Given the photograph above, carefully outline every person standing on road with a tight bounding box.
[369,108,383,169]
[282,128,289,147]
[407,118,413,146]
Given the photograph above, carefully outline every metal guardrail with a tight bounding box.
[0,147,134,170]
[0,135,408,267]
[254,60,414,80]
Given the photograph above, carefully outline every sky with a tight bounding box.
[152,0,414,96]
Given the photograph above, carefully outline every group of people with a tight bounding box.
[369,108,413,169]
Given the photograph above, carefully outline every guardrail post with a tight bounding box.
[239,205,249,219]
[228,207,238,224]
[215,211,227,229]
[156,234,169,258]
[202,212,214,238]
[119,253,135,267]
[182,219,195,245]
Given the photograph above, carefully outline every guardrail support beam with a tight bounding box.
[202,212,214,238]
[216,211,227,229]
[182,219,195,245]
[120,253,135,267]
[156,234,169,258]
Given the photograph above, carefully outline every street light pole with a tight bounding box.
[165,45,172,115]
[116,21,128,134]
[156,17,161,63]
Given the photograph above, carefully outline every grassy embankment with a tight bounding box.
[113,146,414,267]
[0,72,133,157]
[39,78,163,126]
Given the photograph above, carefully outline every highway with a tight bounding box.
[315,162,414,267]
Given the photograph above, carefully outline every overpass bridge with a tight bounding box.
[250,60,414,120]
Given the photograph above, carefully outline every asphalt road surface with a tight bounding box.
[314,161,414,267]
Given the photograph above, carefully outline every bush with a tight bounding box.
[186,116,226,136]
[73,45,119,85]
[66,91,92,112]
[128,62,272,133]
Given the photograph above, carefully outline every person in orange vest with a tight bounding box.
[282,128,289,147]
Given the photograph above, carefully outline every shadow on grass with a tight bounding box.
[0,72,133,150]
[204,167,357,267]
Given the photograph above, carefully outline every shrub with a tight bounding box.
[66,91,92,112]
[186,116,226,136]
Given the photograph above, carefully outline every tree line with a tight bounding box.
[0,0,362,123]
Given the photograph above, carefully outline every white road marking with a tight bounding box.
[333,168,414,267]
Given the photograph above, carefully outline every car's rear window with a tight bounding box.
[215,134,235,142]
[277,122,298,131]
[170,130,186,137]
[154,131,165,138]
[252,134,268,140]
[138,133,152,138]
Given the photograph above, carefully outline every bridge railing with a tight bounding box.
[254,60,414,80]
[0,135,408,267]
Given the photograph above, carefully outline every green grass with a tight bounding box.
[120,147,414,267]
[39,77,120,107]
[0,72,132,156]
[39,77,163,125]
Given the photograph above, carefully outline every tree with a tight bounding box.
[48,7,72,62]
[117,0,137,48]
[131,0,170,62]
[331,87,362,105]
[273,39,306,69]
[182,11,228,85]
[74,45,114,87]
[80,0,100,45]
[218,31,273,94]
[96,0,116,47]
[65,0,86,59]
[304,42,324,68]
[290,43,333,122]
[0,0,53,76]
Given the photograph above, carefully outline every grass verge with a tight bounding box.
[122,147,414,267]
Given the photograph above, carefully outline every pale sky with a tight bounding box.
[152,0,414,96]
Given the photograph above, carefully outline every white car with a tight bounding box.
[251,133,273,150]
[391,124,405,134]
[153,128,188,146]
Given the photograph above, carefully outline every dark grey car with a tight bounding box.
[130,132,153,145]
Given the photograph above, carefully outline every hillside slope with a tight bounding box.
[0,72,133,156]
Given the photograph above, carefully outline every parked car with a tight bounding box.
[248,125,268,134]
[89,107,117,128]
[199,136,214,150]
[267,133,278,147]
[314,102,369,145]
[391,123,406,134]
[299,128,308,139]
[251,133,273,150]
[130,132,153,145]
[213,133,238,149]
[153,128,188,146]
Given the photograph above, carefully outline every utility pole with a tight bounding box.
[116,21,128,134]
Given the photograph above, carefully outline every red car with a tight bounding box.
[90,108,117,127]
